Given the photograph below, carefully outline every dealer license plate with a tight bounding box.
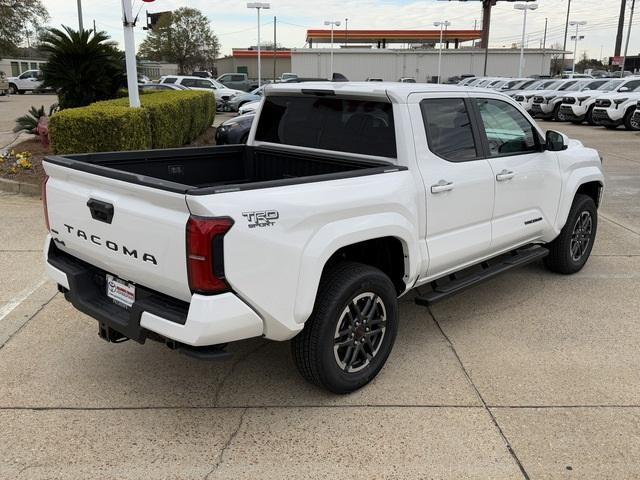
[106,274,135,309]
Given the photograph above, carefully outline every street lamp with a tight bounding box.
[324,20,341,79]
[569,20,587,75]
[433,20,451,84]
[514,2,538,78]
[248,2,271,88]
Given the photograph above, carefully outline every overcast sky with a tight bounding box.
[43,0,639,60]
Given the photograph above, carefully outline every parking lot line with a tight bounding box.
[0,277,47,322]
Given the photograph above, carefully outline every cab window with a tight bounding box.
[420,98,479,162]
[474,98,539,157]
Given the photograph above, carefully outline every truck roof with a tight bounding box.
[265,81,476,103]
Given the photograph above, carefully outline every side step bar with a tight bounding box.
[415,247,549,306]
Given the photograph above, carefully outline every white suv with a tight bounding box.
[159,75,243,101]
[558,77,640,125]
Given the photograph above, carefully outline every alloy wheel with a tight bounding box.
[333,292,387,373]
[570,211,593,261]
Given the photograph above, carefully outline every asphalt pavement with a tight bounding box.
[0,121,639,479]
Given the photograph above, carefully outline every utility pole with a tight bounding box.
[345,18,349,47]
[621,0,636,76]
[273,16,277,82]
[541,17,548,75]
[77,0,84,31]
[121,0,140,108]
[615,0,627,56]
[93,19,97,35]
[562,0,572,71]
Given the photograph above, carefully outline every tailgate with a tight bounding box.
[44,161,192,302]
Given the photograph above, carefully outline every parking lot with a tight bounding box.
[0,121,639,479]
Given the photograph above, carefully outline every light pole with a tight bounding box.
[621,0,636,77]
[77,0,83,31]
[433,20,451,84]
[569,20,587,75]
[121,0,140,108]
[514,2,538,78]
[324,20,341,79]
[248,3,271,88]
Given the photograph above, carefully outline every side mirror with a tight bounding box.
[546,130,568,152]
[619,86,629,92]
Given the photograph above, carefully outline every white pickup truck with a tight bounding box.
[43,83,604,393]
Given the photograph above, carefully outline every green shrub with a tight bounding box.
[49,90,215,154]
[50,106,151,154]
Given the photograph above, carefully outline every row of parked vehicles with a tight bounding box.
[458,75,640,131]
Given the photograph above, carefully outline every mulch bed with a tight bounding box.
[0,136,48,185]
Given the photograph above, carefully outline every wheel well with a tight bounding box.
[576,181,603,207]
[324,237,407,295]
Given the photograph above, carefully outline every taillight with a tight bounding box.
[42,175,50,232]
[186,216,233,294]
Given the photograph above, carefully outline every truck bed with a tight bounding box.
[44,145,401,195]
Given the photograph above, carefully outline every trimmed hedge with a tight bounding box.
[49,90,215,154]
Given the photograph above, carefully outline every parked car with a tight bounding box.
[591,85,640,130]
[215,113,255,145]
[216,73,259,92]
[159,75,244,108]
[398,77,416,83]
[279,73,299,82]
[0,72,9,96]
[42,82,604,394]
[559,77,640,125]
[192,71,213,78]
[7,69,44,94]
[238,100,260,115]
[227,86,264,112]
[499,78,537,94]
[530,79,609,121]
[457,77,478,86]
[138,83,189,92]
[632,100,640,127]
[138,74,152,84]
[366,77,384,82]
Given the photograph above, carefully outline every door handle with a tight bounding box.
[431,180,454,194]
[496,169,516,182]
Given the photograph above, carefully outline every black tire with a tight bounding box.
[553,104,565,122]
[585,105,596,126]
[623,108,640,131]
[544,194,597,275]
[292,261,398,394]
[8,84,17,95]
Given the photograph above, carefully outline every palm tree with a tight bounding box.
[39,26,125,109]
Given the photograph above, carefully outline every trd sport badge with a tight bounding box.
[242,210,279,228]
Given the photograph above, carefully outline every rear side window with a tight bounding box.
[420,98,478,162]
[255,96,397,158]
[624,80,640,91]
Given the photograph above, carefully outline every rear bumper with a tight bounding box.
[45,236,263,347]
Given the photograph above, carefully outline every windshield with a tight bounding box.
[490,80,507,88]
[600,80,624,91]
[562,81,588,92]
[557,81,579,91]
[211,79,226,89]
[536,80,559,90]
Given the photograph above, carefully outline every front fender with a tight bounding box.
[293,212,421,326]
[554,160,604,235]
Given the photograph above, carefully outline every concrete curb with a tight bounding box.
[0,178,40,197]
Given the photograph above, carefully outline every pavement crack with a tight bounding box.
[427,305,531,480]
[0,292,57,352]
[601,214,640,237]
[213,341,269,407]
[203,407,246,480]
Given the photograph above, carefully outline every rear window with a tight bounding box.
[255,96,397,158]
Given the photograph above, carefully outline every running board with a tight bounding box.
[415,247,549,306]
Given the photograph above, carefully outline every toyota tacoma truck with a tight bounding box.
[43,83,605,394]
[591,85,640,131]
